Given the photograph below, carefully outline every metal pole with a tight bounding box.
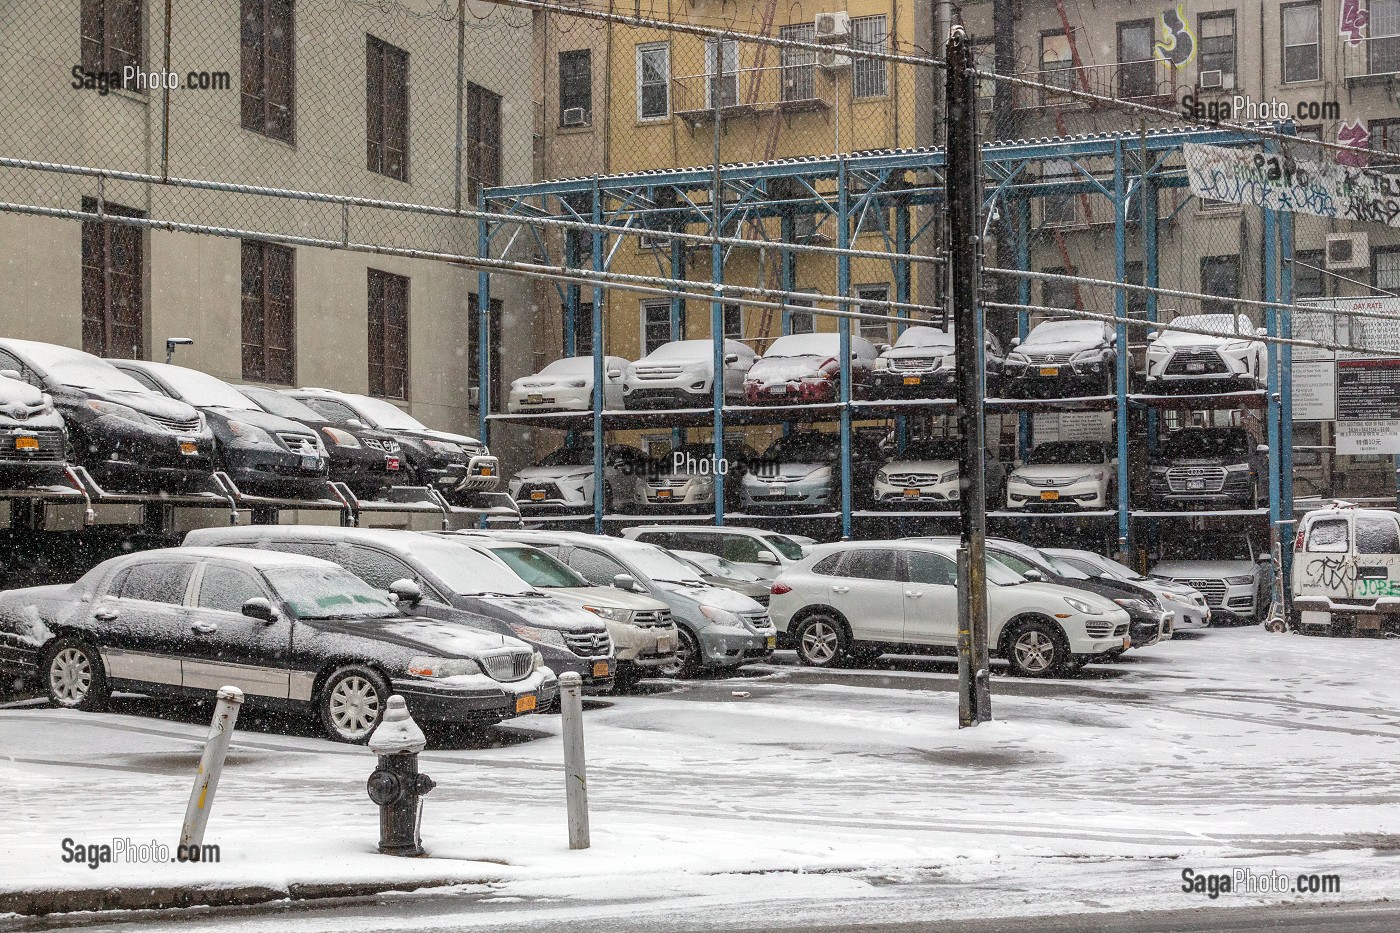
[895,199,912,454]
[837,158,853,540]
[671,225,687,455]
[591,180,606,534]
[453,0,466,212]
[477,188,492,458]
[1279,209,1295,590]
[1263,204,1283,623]
[1014,195,1031,461]
[711,51,726,525]
[160,0,173,181]
[179,686,243,851]
[1113,141,1131,565]
[946,27,990,728]
[558,672,590,850]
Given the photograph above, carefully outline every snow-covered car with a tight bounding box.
[1144,313,1265,389]
[743,333,879,404]
[508,443,649,513]
[767,539,1132,676]
[1044,547,1210,630]
[1148,427,1262,509]
[873,437,1005,508]
[669,550,774,606]
[622,524,807,581]
[0,369,67,483]
[1005,441,1115,511]
[638,441,757,511]
[1150,532,1272,625]
[623,339,756,409]
[491,530,776,678]
[740,431,883,512]
[1002,320,1116,397]
[870,325,1005,399]
[506,356,628,414]
[0,546,554,742]
[1290,507,1400,636]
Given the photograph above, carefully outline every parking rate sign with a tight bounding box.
[1336,358,1400,454]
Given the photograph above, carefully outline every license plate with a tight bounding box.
[1186,362,1206,373]
[515,695,537,714]
[769,485,787,496]
[14,436,37,451]
[300,455,319,470]
[766,636,776,649]
[1039,367,1060,377]
[479,466,494,477]
[1040,490,1060,501]
[530,490,546,501]
[657,635,675,653]
[179,441,198,456]
[592,661,610,678]
[1122,636,1131,650]
[769,385,787,396]
[657,488,673,499]
[903,488,920,498]
[385,456,400,471]
[903,376,921,386]
[526,394,544,404]
[1187,479,1204,490]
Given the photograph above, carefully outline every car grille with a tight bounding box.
[633,365,687,380]
[1026,351,1073,364]
[481,650,534,683]
[886,472,939,486]
[633,609,673,628]
[518,482,564,502]
[1176,579,1227,608]
[363,437,401,454]
[890,357,939,371]
[740,609,771,630]
[1085,621,1114,638]
[1164,349,1230,376]
[564,631,612,658]
[751,593,771,608]
[0,428,64,462]
[649,477,690,489]
[1019,475,1067,488]
[148,413,201,433]
[276,431,318,453]
[1166,466,1227,493]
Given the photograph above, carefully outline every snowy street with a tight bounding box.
[3,628,1399,931]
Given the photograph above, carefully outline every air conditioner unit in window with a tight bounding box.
[1326,233,1370,271]
[814,11,851,41]
[977,95,995,113]
[561,107,588,127]
[1198,69,1222,90]
[468,387,480,407]
[818,49,852,70]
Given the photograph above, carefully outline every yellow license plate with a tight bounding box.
[592,661,610,678]
[766,636,776,649]
[1122,636,1131,650]
[1039,367,1060,377]
[657,489,673,498]
[1040,490,1060,501]
[516,694,537,714]
[903,376,920,385]
[530,490,546,501]
[480,466,494,476]
[903,488,920,498]
[14,436,38,451]
[179,442,198,456]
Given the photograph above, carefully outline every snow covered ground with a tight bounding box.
[2,627,1399,930]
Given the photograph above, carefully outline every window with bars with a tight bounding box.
[1041,159,1078,226]
[81,0,142,81]
[641,301,672,355]
[852,15,888,98]
[558,49,591,126]
[855,285,891,344]
[780,23,815,101]
[723,303,743,341]
[1042,268,1077,311]
[1200,255,1241,315]
[1117,20,1156,98]
[469,293,502,408]
[1197,11,1236,87]
[636,43,670,120]
[1294,249,1326,300]
[241,240,295,384]
[565,302,594,357]
[80,198,145,360]
[1040,31,1074,98]
[1123,261,1148,319]
[367,269,409,400]
[466,82,502,200]
[787,299,815,334]
[1370,118,1400,159]
[240,0,294,142]
[1370,0,1400,75]
[1377,247,1400,294]
[366,35,408,181]
[1281,2,1321,83]
[705,38,738,109]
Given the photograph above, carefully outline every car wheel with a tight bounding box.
[318,665,390,744]
[1005,620,1067,677]
[44,638,110,711]
[794,613,848,668]
[659,627,700,678]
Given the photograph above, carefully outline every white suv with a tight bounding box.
[1144,313,1265,388]
[768,540,1131,676]
[623,339,757,409]
[1150,533,1271,625]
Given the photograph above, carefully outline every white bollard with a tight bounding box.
[558,672,590,850]
[179,686,244,853]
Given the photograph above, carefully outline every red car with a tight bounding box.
[743,333,880,404]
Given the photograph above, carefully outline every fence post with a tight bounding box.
[179,686,243,852]
[559,672,590,850]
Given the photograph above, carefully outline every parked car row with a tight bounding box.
[503,311,1266,415]
[0,339,496,503]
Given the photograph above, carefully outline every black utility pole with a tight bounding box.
[945,26,991,728]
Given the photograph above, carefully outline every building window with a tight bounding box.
[1117,20,1156,98]
[1371,0,1400,75]
[558,49,591,126]
[636,43,670,120]
[240,0,294,142]
[466,82,502,199]
[81,0,142,80]
[1294,249,1325,300]
[1281,2,1320,83]
[241,240,295,384]
[1042,268,1076,312]
[641,301,671,355]
[468,293,502,409]
[1200,255,1241,314]
[721,303,743,341]
[1123,261,1148,319]
[1371,118,1400,157]
[974,38,997,115]
[852,15,888,98]
[1197,11,1236,88]
[80,198,144,360]
[1041,159,1077,226]
[1377,247,1400,294]
[366,36,408,181]
[1040,31,1074,99]
[367,269,409,400]
[787,298,815,334]
[705,38,738,109]
[565,302,593,357]
[780,23,815,102]
[855,285,891,344]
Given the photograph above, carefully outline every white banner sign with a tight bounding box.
[1184,143,1400,228]
[1033,410,1113,444]
[1292,361,1336,421]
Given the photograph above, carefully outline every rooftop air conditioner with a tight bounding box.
[815,11,851,41]
[561,107,588,127]
[1326,233,1370,271]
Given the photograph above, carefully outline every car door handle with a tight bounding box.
[190,621,218,635]
[94,609,119,621]
[905,590,923,598]
[831,585,849,594]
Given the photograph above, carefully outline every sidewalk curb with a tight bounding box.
[1,877,480,917]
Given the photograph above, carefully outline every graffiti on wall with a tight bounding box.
[1153,4,1197,68]
[1340,0,1369,47]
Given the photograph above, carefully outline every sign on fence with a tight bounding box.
[1184,143,1400,228]
[1292,298,1400,424]
[1336,358,1400,454]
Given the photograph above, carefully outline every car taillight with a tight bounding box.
[770,581,792,595]
[1293,529,1304,551]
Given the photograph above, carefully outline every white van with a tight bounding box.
[1291,506,1400,636]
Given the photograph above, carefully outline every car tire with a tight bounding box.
[794,613,848,668]
[1005,620,1068,677]
[44,638,111,711]
[318,665,390,744]
[659,627,700,679]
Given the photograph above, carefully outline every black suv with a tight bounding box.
[1148,427,1262,509]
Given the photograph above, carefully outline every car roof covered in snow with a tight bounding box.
[120,546,335,570]
[764,333,877,358]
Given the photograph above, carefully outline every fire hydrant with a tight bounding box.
[366,695,435,856]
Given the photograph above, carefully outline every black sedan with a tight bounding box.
[235,385,409,500]
[0,547,555,742]
[0,339,216,492]
[109,360,330,500]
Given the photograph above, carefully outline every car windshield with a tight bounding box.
[263,566,399,620]
[539,447,595,467]
[1044,554,1091,580]
[1027,442,1104,465]
[685,552,762,582]
[764,334,838,358]
[238,386,327,422]
[405,538,535,596]
[348,394,430,431]
[13,342,150,393]
[761,434,839,462]
[154,367,258,410]
[1160,535,1254,561]
[623,544,707,584]
[488,545,588,588]
[899,440,960,461]
[539,357,594,376]
[761,533,805,560]
[893,326,953,349]
[983,556,1027,586]
[1027,320,1104,344]
[1163,314,1250,339]
[1162,431,1249,460]
[644,340,730,361]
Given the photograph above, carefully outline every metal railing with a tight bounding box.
[1018,58,1178,109]
[1342,33,1400,82]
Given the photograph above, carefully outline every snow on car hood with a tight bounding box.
[87,388,203,423]
[883,458,957,474]
[1010,463,1105,481]
[549,586,669,612]
[747,354,831,383]
[890,325,954,350]
[462,593,609,633]
[412,428,485,447]
[748,460,832,480]
[1150,559,1257,579]
[314,614,519,657]
[514,463,595,482]
[882,344,953,362]
[1151,315,1255,347]
[689,584,765,613]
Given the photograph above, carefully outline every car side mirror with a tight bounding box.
[1256,444,1269,454]
[1010,337,1021,348]
[1256,554,1272,563]
[241,597,280,624]
[724,353,739,364]
[1023,569,1044,582]
[1146,330,1159,340]
[0,369,20,380]
[389,578,423,607]
[755,551,780,565]
[612,573,639,591]
[346,418,365,429]
[607,368,623,379]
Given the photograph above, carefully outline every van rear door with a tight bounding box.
[1295,515,1352,608]
[1352,512,1400,600]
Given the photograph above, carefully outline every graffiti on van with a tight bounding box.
[1303,557,1354,592]
[1356,577,1400,598]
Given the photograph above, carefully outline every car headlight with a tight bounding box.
[1007,352,1028,364]
[507,623,568,647]
[1071,349,1104,362]
[874,357,890,371]
[690,473,714,488]
[807,466,833,482]
[424,439,462,455]
[875,469,890,483]
[1068,472,1103,484]
[1223,463,1250,472]
[321,426,361,448]
[939,469,959,483]
[941,354,956,369]
[532,650,545,672]
[1221,340,1252,352]
[1063,596,1099,614]
[583,605,633,624]
[1224,575,1254,586]
[1113,597,1149,612]
[85,399,151,425]
[567,379,588,389]
[406,656,484,678]
[698,605,743,626]
[226,420,275,445]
